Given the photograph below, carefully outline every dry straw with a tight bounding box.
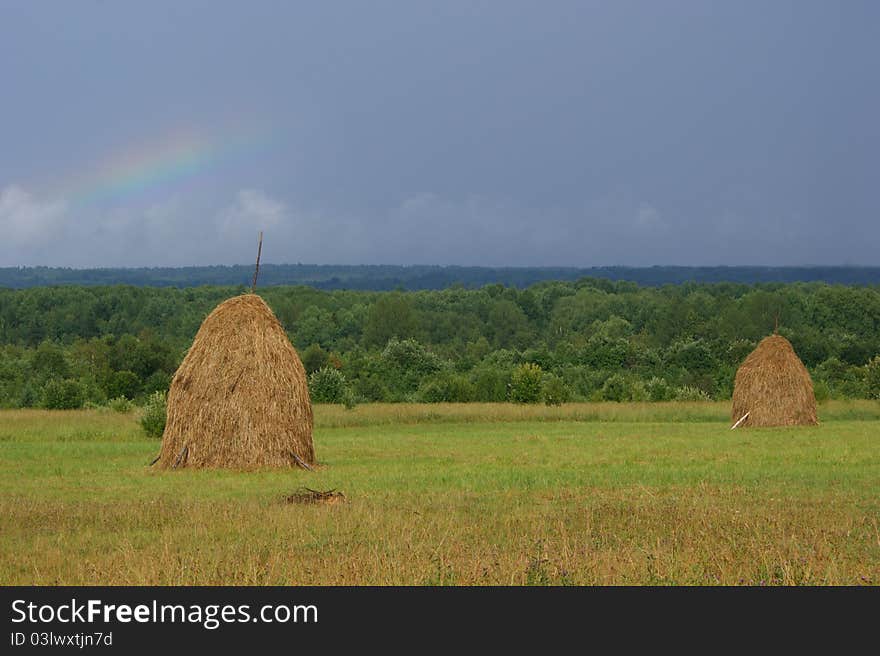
[731,334,817,427]
[155,293,315,469]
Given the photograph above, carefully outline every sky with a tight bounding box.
[1,1,878,268]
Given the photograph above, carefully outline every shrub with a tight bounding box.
[674,385,712,402]
[813,379,831,403]
[354,375,388,402]
[301,343,330,374]
[471,366,511,402]
[541,374,571,406]
[342,388,358,410]
[377,338,444,396]
[142,371,171,395]
[601,374,629,402]
[41,379,85,409]
[419,374,475,403]
[104,370,141,400]
[31,341,70,381]
[308,366,348,404]
[726,339,756,366]
[140,391,167,438]
[666,338,717,374]
[645,377,674,402]
[509,363,543,403]
[18,383,39,408]
[629,380,648,402]
[815,357,868,398]
[866,356,880,400]
[108,396,134,413]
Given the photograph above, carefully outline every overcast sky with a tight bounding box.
[1,1,877,268]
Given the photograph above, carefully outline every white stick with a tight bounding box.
[730,412,750,430]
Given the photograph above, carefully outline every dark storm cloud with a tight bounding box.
[1,1,878,266]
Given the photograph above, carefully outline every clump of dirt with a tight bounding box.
[285,487,346,505]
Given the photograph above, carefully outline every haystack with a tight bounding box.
[731,334,817,427]
[155,293,314,469]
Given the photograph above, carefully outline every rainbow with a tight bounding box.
[55,126,272,206]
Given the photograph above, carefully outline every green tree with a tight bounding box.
[509,363,543,403]
[363,294,417,347]
[104,370,141,400]
[864,356,880,399]
[301,343,330,374]
[308,367,348,404]
[140,391,167,438]
[645,377,674,401]
[379,338,443,395]
[31,341,69,380]
[41,379,85,409]
[541,374,571,406]
[471,366,510,402]
[601,374,630,402]
[418,374,475,403]
[487,300,530,349]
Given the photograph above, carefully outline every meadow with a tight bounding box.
[1,402,878,585]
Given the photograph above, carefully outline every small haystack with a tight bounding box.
[731,334,817,427]
[155,293,314,469]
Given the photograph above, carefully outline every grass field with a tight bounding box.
[1,402,878,585]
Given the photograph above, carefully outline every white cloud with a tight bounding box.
[218,189,286,237]
[0,185,67,247]
[635,203,664,230]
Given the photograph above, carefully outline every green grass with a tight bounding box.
[1,402,878,585]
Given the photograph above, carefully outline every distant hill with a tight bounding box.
[2,264,879,290]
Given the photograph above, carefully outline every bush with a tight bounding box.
[674,385,712,401]
[866,356,880,400]
[471,366,510,402]
[41,379,85,409]
[342,388,359,410]
[31,341,70,380]
[104,370,141,400]
[17,382,39,408]
[380,338,443,393]
[629,380,648,402]
[108,396,134,413]
[509,363,543,403]
[140,391,166,438]
[419,374,476,403]
[142,371,171,395]
[353,375,388,402]
[645,377,674,402]
[601,374,630,402]
[815,357,868,398]
[309,367,348,404]
[666,338,717,374]
[541,374,571,406]
[813,379,831,403]
[301,343,330,374]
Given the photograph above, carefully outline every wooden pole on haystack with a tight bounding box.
[730,411,750,430]
[251,231,263,292]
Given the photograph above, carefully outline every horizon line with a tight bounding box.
[3,263,880,271]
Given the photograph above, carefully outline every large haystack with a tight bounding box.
[155,293,314,469]
[731,334,817,427]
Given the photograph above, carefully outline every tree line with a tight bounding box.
[4,264,880,290]
[0,278,879,408]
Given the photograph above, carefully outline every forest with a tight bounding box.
[3,264,880,290]
[1,278,879,409]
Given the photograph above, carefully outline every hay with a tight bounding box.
[731,334,818,427]
[155,294,315,469]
